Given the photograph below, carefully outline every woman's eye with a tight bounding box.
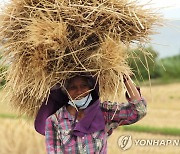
[69,86,76,90]
[82,84,88,88]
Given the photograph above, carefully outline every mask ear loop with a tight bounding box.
[62,85,79,112]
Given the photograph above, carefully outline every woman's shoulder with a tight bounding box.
[46,106,65,122]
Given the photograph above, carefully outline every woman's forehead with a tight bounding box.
[67,76,88,85]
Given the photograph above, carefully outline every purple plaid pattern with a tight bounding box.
[45,98,146,154]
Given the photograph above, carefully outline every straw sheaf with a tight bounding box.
[81,37,130,101]
[0,0,161,117]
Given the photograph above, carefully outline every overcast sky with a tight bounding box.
[0,0,180,19]
[140,0,180,20]
[141,0,180,8]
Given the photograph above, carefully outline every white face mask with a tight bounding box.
[68,94,93,109]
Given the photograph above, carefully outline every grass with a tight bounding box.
[122,125,180,136]
[135,78,180,87]
[0,113,29,120]
[2,111,180,137]
[0,119,46,154]
[0,113,18,119]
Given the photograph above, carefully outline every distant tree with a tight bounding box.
[159,54,180,79]
[128,46,161,81]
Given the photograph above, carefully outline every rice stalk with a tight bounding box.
[0,0,162,117]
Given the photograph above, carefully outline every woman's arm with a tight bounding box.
[101,76,147,135]
[123,75,141,101]
[101,99,147,135]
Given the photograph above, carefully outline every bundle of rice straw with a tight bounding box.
[0,0,161,118]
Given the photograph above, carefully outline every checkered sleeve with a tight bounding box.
[101,98,147,134]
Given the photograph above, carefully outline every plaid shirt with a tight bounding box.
[45,98,146,154]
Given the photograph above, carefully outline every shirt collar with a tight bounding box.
[61,106,74,121]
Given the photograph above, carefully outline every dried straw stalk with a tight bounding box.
[0,0,161,117]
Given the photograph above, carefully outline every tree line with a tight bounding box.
[128,46,180,82]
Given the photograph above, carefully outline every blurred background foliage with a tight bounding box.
[0,56,7,88]
[128,46,180,84]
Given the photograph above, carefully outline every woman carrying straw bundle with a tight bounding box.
[35,73,146,153]
[0,0,162,153]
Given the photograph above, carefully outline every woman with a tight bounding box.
[35,74,146,153]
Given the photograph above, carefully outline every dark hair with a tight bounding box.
[64,75,93,89]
